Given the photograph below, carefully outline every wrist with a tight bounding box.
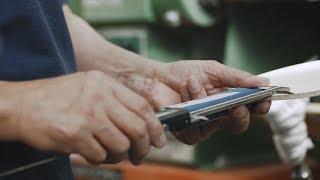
[108,58,165,82]
[123,61,163,89]
[0,82,25,141]
[138,58,164,78]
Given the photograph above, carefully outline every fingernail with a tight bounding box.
[189,77,201,92]
[257,76,270,86]
[157,134,167,148]
[233,106,247,119]
[246,76,269,87]
[259,101,271,114]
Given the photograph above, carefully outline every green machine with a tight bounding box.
[68,0,320,170]
[68,0,224,62]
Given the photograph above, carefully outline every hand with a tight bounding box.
[10,71,166,165]
[119,60,271,144]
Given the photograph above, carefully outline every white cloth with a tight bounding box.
[259,61,319,166]
[267,99,313,166]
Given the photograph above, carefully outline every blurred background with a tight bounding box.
[67,0,320,179]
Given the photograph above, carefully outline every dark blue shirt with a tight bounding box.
[0,0,76,179]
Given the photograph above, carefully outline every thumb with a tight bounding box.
[207,61,269,88]
[237,75,270,87]
[187,75,207,99]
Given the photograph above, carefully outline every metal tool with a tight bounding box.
[1,86,318,178]
[158,86,296,133]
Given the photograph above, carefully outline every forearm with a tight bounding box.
[63,6,161,78]
[0,81,23,141]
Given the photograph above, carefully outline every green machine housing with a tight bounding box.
[68,0,223,62]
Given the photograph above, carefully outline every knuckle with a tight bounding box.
[149,120,162,135]
[66,124,86,142]
[131,122,147,140]
[137,100,150,113]
[141,79,156,97]
[57,126,81,142]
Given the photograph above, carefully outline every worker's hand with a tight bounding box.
[120,60,271,144]
[12,71,165,165]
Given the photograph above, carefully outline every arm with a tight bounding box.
[63,6,158,78]
[63,5,271,144]
[0,82,21,141]
[0,72,165,165]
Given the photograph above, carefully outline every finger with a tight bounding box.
[205,61,270,88]
[93,114,130,163]
[113,82,167,149]
[81,91,131,163]
[246,101,271,115]
[105,97,150,165]
[180,83,191,102]
[206,87,227,96]
[255,101,271,115]
[124,76,181,111]
[204,84,215,91]
[222,105,250,134]
[238,75,270,87]
[148,83,181,111]
[172,127,201,145]
[187,75,207,99]
[75,134,107,165]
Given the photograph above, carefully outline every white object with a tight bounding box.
[260,61,320,94]
[259,61,320,166]
[267,98,313,166]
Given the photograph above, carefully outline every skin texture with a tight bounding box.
[118,60,271,144]
[0,5,271,167]
[63,5,271,152]
[0,71,165,165]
